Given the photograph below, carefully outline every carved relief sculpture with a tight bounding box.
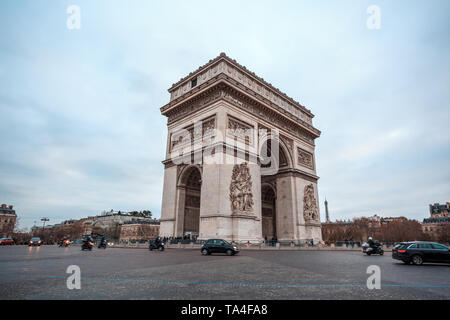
[303,184,318,221]
[227,116,254,145]
[230,162,254,213]
[297,147,314,169]
[170,116,216,150]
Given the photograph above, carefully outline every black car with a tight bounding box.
[28,237,42,246]
[392,241,450,265]
[201,239,239,256]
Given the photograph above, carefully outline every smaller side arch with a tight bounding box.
[177,165,203,187]
[261,183,277,241]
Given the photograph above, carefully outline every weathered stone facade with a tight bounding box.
[119,223,160,242]
[159,53,322,243]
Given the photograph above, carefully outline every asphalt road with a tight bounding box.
[0,245,449,300]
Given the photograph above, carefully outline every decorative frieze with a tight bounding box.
[223,88,315,145]
[169,55,313,125]
[167,89,222,125]
[297,148,314,169]
[227,116,254,145]
[170,116,216,150]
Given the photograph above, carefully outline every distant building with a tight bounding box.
[0,204,17,237]
[79,211,157,235]
[29,210,160,241]
[366,214,408,228]
[119,221,160,242]
[422,202,450,238]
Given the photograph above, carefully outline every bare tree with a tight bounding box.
[437,224,450,244]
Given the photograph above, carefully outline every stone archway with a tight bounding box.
[159,55,323,243]
[259,137,293,241]
[181,166,202,238]
[261,184,276,240]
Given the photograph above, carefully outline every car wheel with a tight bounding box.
[412,255,423,265]
[226,249,233,256]
[201,249,209,256]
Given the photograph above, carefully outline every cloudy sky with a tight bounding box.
[1,0,449,229]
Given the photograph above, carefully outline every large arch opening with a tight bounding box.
[259,136,293,242]
[181,166,202,239]
[261,184,276,241]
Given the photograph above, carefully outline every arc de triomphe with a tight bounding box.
[159,53,322,243]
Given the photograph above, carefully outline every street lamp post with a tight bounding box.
[41,218,49,230]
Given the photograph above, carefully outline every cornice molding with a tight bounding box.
[162,81,320,143]
[167,53,314,122]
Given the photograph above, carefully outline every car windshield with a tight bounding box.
[31,238,40,241]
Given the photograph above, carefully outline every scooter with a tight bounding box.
[60,239,70,247]
[81,240,94,251]
[149,240,165,251]
[362,242,384,255]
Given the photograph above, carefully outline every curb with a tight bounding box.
[110,246,392,252]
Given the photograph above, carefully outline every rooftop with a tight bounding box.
[164,53,317,128]
[0,204,16,215]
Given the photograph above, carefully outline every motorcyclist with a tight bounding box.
[368,237,376,249]
[367,237,375,248]
[83,236,92,245]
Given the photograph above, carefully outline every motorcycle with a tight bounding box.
[61,239,71,247]
[81,240,94,251]
[362,241,384,255]
[98,241,107,249]
[149,240,165,251]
